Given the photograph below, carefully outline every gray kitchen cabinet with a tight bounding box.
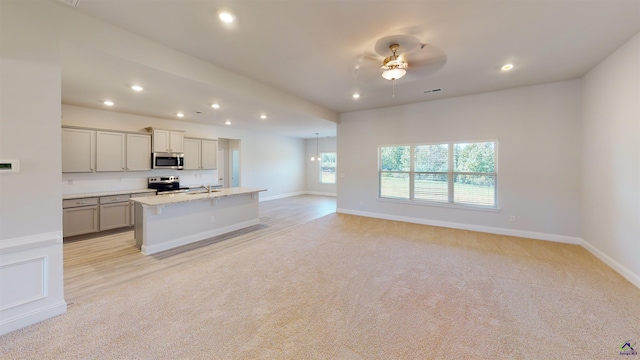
[62,128,95,173]
[99,195,130,231]
[126,133,152,171]
[201,139,218,169]
[183,138,217,170]
[63,198,99,237]
[129,193,151,225]
[183,138,201,170]
[96,131,126,172]
[148,128,184,153]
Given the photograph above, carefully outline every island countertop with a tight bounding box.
[130,187,267,206]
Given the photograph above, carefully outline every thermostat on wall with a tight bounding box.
[0,160,20,173]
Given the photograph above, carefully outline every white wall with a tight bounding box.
[581,33,640,287]
[305,137,337,196]
[62,105,305,199]
[0,0,67,335]
[338,80,582,242]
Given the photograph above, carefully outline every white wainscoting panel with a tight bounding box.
[0,231,66,335]
[0,256,47,311]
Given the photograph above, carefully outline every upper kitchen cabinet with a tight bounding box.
[62,128,95,173]
[147,128,184,153]
[201,139,218,170]
[184,138,217,170]
[96,131,125,172]
[126,133,152,171]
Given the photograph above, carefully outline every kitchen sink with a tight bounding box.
[187,190,220,195]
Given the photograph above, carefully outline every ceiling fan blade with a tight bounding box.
[405,44,447,75]
[351,52,382,81]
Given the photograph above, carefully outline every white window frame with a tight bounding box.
[319,152,336,184]
[378,140,498,210]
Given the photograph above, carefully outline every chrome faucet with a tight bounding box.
[200,185,211,194]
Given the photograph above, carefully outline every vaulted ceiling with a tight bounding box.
[59,0,640,138]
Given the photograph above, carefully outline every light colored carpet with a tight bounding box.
[1,213,639,359]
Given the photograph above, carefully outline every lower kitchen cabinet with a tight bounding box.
[63,192,154,238]
[99,195,131,231]
[63,198,99,237]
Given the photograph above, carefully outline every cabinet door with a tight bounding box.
[169,131,184,152]
[126,134,151,171]
[62,128,95,173]
[152,129,170,152]
[183,138,201,170]
[99,202,130,231]
[201,139,218,169]
[63,205,99,237]
[96,131,126,172]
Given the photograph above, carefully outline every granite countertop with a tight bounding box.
[130,187,267,206]
[63,189,157,200]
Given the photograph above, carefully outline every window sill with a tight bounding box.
[377,197,501,213]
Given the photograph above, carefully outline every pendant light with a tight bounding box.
[310,133,320,161]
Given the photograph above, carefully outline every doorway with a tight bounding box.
[217,138,241,188]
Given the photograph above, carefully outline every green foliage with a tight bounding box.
[453,142,495,186]
[415,144,448,172]
[454,142,495,173]
[380,146,410,171]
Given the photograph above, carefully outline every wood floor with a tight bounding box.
[63,194,336,303]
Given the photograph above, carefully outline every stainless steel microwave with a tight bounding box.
[152,152,184,170]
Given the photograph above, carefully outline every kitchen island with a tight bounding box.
[130,187,266,255]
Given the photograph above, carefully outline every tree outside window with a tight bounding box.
[320,152,336,184]
[379,141,497,207]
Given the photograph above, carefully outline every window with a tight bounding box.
[379,141,497,207]
[320,152,336,184]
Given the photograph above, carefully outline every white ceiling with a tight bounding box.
[60,0,640,139]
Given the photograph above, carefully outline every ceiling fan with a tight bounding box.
[352,34,447,86]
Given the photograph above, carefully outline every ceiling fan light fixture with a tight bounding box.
[381,44,408,81]
[382,68,406,81]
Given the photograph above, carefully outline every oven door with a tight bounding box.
[152,153,184,169]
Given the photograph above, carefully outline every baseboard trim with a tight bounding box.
[260,191,306,202]
[141,219,260,255]
[0,300,66,336]
[305,191,337,197]
[336,208,581,245]
[336,208,640,289]
[260,191,336,201]
[581,239,640,289]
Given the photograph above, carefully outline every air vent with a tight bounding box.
[57,0,80,7]
[423,88,442,94]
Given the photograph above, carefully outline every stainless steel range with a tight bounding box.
[148,176,190,194]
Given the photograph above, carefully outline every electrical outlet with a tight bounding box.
[210,216,215,223]
[509,215,516,223]
[68,179,74,185]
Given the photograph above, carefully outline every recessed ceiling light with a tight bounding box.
[219,12,235,23]
[131,85,143,92]
[176,112,184,118]
[103,100,114,106]
[260,114,267,119]
[501,64,514,71]
[211,103,220,109]
[352,93,360,99]
[225,120,231,125]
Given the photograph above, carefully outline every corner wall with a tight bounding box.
[580,33,640,287]
[0,0,67,335]
[337,80,582,243]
